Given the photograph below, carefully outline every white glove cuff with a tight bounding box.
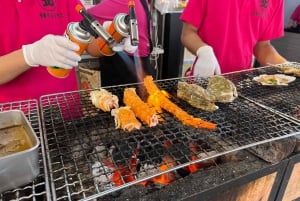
[22,45,39,67]
[196,45,213,56]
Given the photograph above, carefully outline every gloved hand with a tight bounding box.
[188,45,221,78]
[22,34,82,69]
[102,20,138,54]
[102,21,112,30]
[112,37,138,54]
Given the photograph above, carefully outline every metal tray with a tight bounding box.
[0,100,49,200]
[0,110,40,193]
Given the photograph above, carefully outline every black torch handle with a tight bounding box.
[76,5,115,46]
[128,0,139,46]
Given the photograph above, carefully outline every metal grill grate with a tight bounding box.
[0,100,49,201]
[224,62,300,122]
[40,70,300,201]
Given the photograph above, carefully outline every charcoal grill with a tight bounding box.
[0,100,50,201]
[224,62,300,122]
[39,64,300,201]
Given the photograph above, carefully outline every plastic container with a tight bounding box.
[0,110,40,193]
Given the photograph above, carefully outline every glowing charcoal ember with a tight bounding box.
[92,142,137,189]
[110,167,135,186]
[90,89,119,112]
[150,155,176,185]
[136,140,179,186]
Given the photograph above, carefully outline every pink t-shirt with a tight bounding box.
[0,0,83,103]
[180,0,284,73]
[88,0,150,57]
[291,5,300,25]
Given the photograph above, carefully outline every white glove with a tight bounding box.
[22,34,82,69]
[112,37,138,54]
[102,21,138,54]
[102,21,112,30]
[191,45,221,78]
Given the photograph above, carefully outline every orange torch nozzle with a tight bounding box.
[128,0,135,7]
[75,4,84,13]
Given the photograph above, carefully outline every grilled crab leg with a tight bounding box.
[90,89,119,112]
[111,106,141,131]
[143,76,217,130]
[123,88,159,127]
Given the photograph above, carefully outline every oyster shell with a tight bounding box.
[277,65,300,76]
[252,74,296,86]
[206,75,238,103]
[177,82,218,112]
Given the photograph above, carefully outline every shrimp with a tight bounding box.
[123,88,158,127]
[90,89,119,112]
[143,76,217,130]
[111,106,141,131]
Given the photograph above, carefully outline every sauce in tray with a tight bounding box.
[0,125,33,157]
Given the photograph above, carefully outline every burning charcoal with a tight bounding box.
[71,140,90,159]
[89,144,109,162]
[150,155,177,186]
[167,143,190,164]
[166,143,191,177]
[92,161,114,189]
[91,160,122,198]
[69,128,104,159]
[111,140,136,166]
[137,140,165,165]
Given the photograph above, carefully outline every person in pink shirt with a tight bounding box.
[180,0,287,77]
[0,0,87,103]
[87,0,155,86]
[285,4,300,32]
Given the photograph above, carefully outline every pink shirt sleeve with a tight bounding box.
[290,5,300,24]
[180,0,206,29]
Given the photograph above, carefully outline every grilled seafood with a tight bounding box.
[268,63,300,77]
[90,89,119,112]
[177,81,218,112]
[144,76,216,130]
[252,74,296,86]
[111,106,141,131]
[206,75,238,103]
[123,88,158,127]
[277,65,300,77]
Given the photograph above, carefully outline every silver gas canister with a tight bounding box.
[98,13,129,56]
[113,13,130,39]
[47,22,92,79]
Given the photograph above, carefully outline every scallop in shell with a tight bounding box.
[253,74,296,86]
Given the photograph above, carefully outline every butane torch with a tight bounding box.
[75,5,115,47]
[101,0,139,54]
[127,0,139,46]
[47,5,115,78]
